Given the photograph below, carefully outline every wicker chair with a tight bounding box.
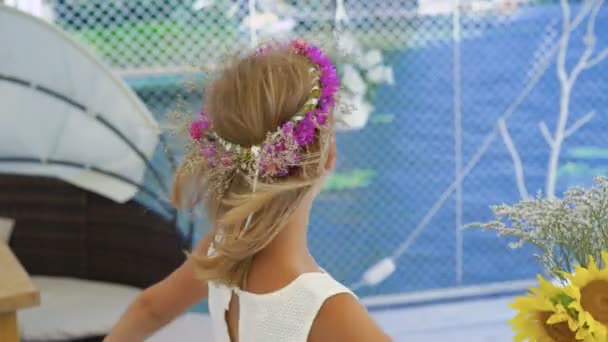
[0,174,187,341]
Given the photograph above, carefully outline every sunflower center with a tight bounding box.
[580,280,608,325]
[539,311,579,342]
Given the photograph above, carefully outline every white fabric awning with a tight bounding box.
[0,5,159,203]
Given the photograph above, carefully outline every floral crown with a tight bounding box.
[188,39,339,193]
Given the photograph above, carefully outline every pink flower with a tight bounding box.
[189,113,211,140]
[290,39,308,54]
[220,152,233,168]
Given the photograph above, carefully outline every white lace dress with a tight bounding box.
[207,272,354,342]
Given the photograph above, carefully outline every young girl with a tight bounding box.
[104,39,390,342]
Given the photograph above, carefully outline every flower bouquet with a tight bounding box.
[470,177,608,341]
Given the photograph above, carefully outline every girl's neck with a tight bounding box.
[247,196,319,293]
[255,200,315,269]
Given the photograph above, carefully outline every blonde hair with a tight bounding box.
[172,49,334,287]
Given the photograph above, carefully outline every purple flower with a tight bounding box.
[263,143,273,153]
[277,169,290,177]
[317,56,331,67]
[276,142,287,152]
[201,143,216,158]
[316,113,328,125]
[307,109,321,124]
[321,72,339,89]
[322,84,338,95]
[317,103,328,114]
[282,121,295,135]
[292,150,302,164]
[321,69,338,82]
[294,116,316,146]
[306,46,324,64]
[287,39,340,122]
[319,97,335,109]
[196,39,340,180]
[259,154,286,177]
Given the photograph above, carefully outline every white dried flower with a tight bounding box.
[468,177,608,278]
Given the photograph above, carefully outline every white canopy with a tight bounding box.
[0,5,160,203]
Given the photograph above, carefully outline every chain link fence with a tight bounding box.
[24,0,608,299]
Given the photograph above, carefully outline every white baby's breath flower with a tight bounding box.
[468,177,608,278]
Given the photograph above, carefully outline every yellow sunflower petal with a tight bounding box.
[512,333,525,342]
[576,328,590,341]
[510,279,586,342]
[571,267,593,287]
[547,312,569,324]
[587,255,600,274]
[564,285,581,300]
[566,316,580,332]
[564,253,608,340]
[601,251,608,267]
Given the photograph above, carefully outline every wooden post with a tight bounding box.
[0,312,18,341]
[0,242,40,342]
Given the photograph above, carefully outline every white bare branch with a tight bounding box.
[557,0,571,86]
[570,46,596,84]
[546,0,604,199]
[560,0,572,26]
[587,0,604,35]
[571,0,595,29]
[539,121,555,147]
[558,0,604,85]
[564,111,596,138]
[585,47,608,69]
[569,0,603,83]
[499,118,529,199]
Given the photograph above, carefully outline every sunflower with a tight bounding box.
[511,275,582,342]
[562,252,608,341]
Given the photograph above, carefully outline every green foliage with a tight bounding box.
[324,169,376,191]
